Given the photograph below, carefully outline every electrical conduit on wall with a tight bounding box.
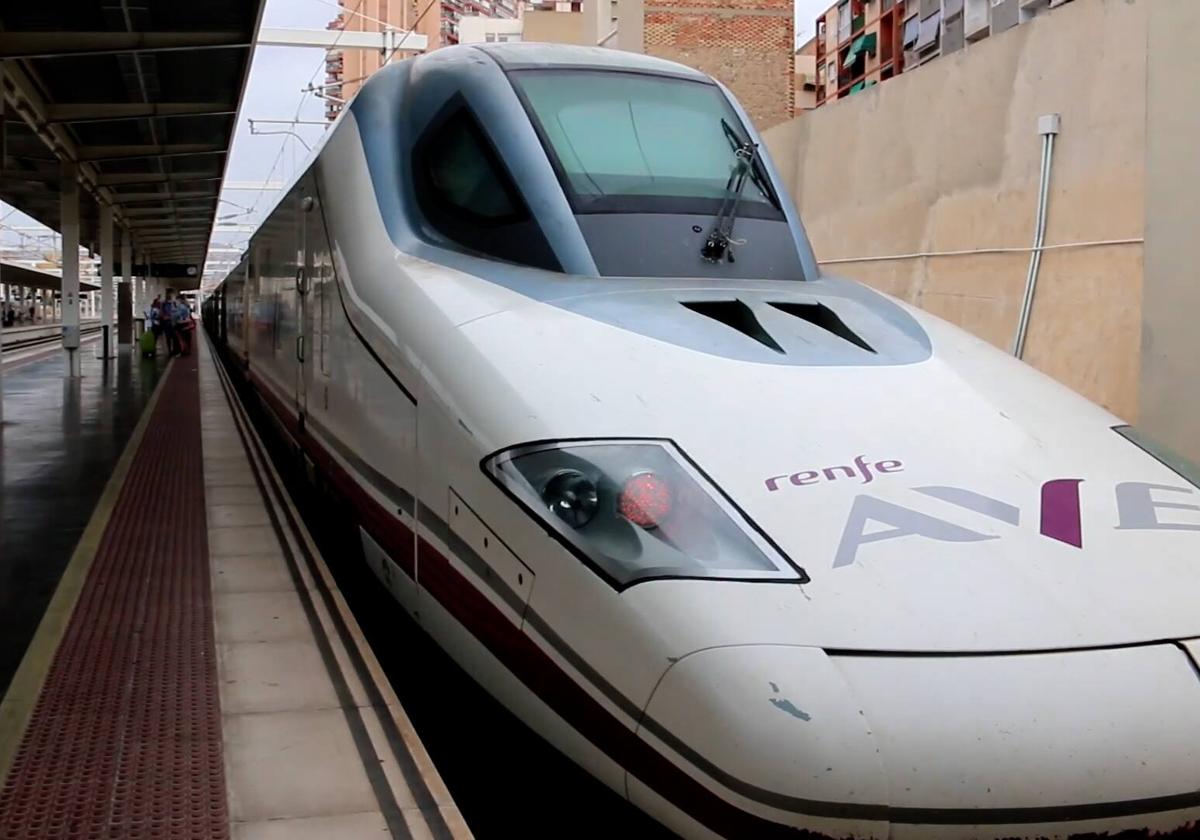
[1013,114,1061,359]
[817,114,1143,362]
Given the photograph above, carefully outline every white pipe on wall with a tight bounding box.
[1013,114,1062,359]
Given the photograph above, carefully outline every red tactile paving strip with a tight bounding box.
[0,357,228,840]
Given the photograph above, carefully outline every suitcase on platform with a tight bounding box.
[139,329,157,358]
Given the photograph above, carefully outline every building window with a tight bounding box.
[837,0,851,41]
[413,103,561,270]
[914,10,942,53]
[902,14,920,50]
[486,32,496,41]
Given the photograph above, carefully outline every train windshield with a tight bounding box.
[511,70,782,218]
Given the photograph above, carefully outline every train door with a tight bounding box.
[299,172,333,419]
[296,185,312,418]
[307,159,418,610]
[248,248,263,366]
[312,186,333,402]
[240,258,251,363]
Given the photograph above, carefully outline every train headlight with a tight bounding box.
[542,469,600,528]
[484,439,808,589]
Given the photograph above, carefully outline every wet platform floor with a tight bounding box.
[0,347,167,695]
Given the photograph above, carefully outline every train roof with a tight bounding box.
[440,42,712,82]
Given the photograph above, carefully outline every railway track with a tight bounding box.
[2,325,103,355]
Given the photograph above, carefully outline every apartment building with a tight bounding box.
[795,36,819,112]
[814,0,1076,107]
[458,2,588,45]
[323,0,793,130]
[526,0,583,12]
[457,15,524,42]
[324,0,518,120]
[433,0,520,46]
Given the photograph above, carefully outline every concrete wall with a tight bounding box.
[795,52,817,112]
[523,9,588,44]
[764,0,1146,420]
[1141,0,1200,464]
[458,15,524,43]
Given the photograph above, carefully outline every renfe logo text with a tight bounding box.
[764,456,904,491]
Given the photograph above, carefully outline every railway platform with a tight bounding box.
[1,322,102,370]
[0,337,469,840]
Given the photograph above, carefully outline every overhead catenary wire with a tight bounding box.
[301,0,437,112]
[381,0,442,64]
[211,0,430,282]
[232,0,370,231]
[306,0,395,31]
[306,0,369,88]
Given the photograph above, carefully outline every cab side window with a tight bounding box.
[413,103,560,271]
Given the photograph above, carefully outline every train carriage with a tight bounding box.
[204,43,1200,840]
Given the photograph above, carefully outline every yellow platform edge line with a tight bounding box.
[0,357,175,783]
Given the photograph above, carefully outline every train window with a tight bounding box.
[425,111,520,220]
[510,70,782,219]
[413,103,561,271]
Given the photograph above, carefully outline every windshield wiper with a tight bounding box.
[702,120,764,264]
[723,119,778,207]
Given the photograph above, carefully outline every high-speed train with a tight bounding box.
[204,43,1200,839]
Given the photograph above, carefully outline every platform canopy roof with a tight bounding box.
[0,0,267,289]
[1,261,99,293]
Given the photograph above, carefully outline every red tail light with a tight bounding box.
[619,472,673,529]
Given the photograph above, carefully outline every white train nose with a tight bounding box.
[633,643,1200,839]
[632,645,891,839]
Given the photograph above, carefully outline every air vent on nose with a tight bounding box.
[768,302,875,353]
[681,300,784,354]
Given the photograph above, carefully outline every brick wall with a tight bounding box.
[641,0,795,129]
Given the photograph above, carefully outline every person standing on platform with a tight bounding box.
[161,290,180,357]
[147,296,162,347]
[173,295,194,356]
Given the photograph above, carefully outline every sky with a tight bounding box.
[0,0,341,281]
[1,0,831,281]
[795,0,832,42]
[203,0,343,279]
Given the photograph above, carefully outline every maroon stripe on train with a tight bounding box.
[0,357,228,840]
[247,369,415,575]
[239,362,825,839]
